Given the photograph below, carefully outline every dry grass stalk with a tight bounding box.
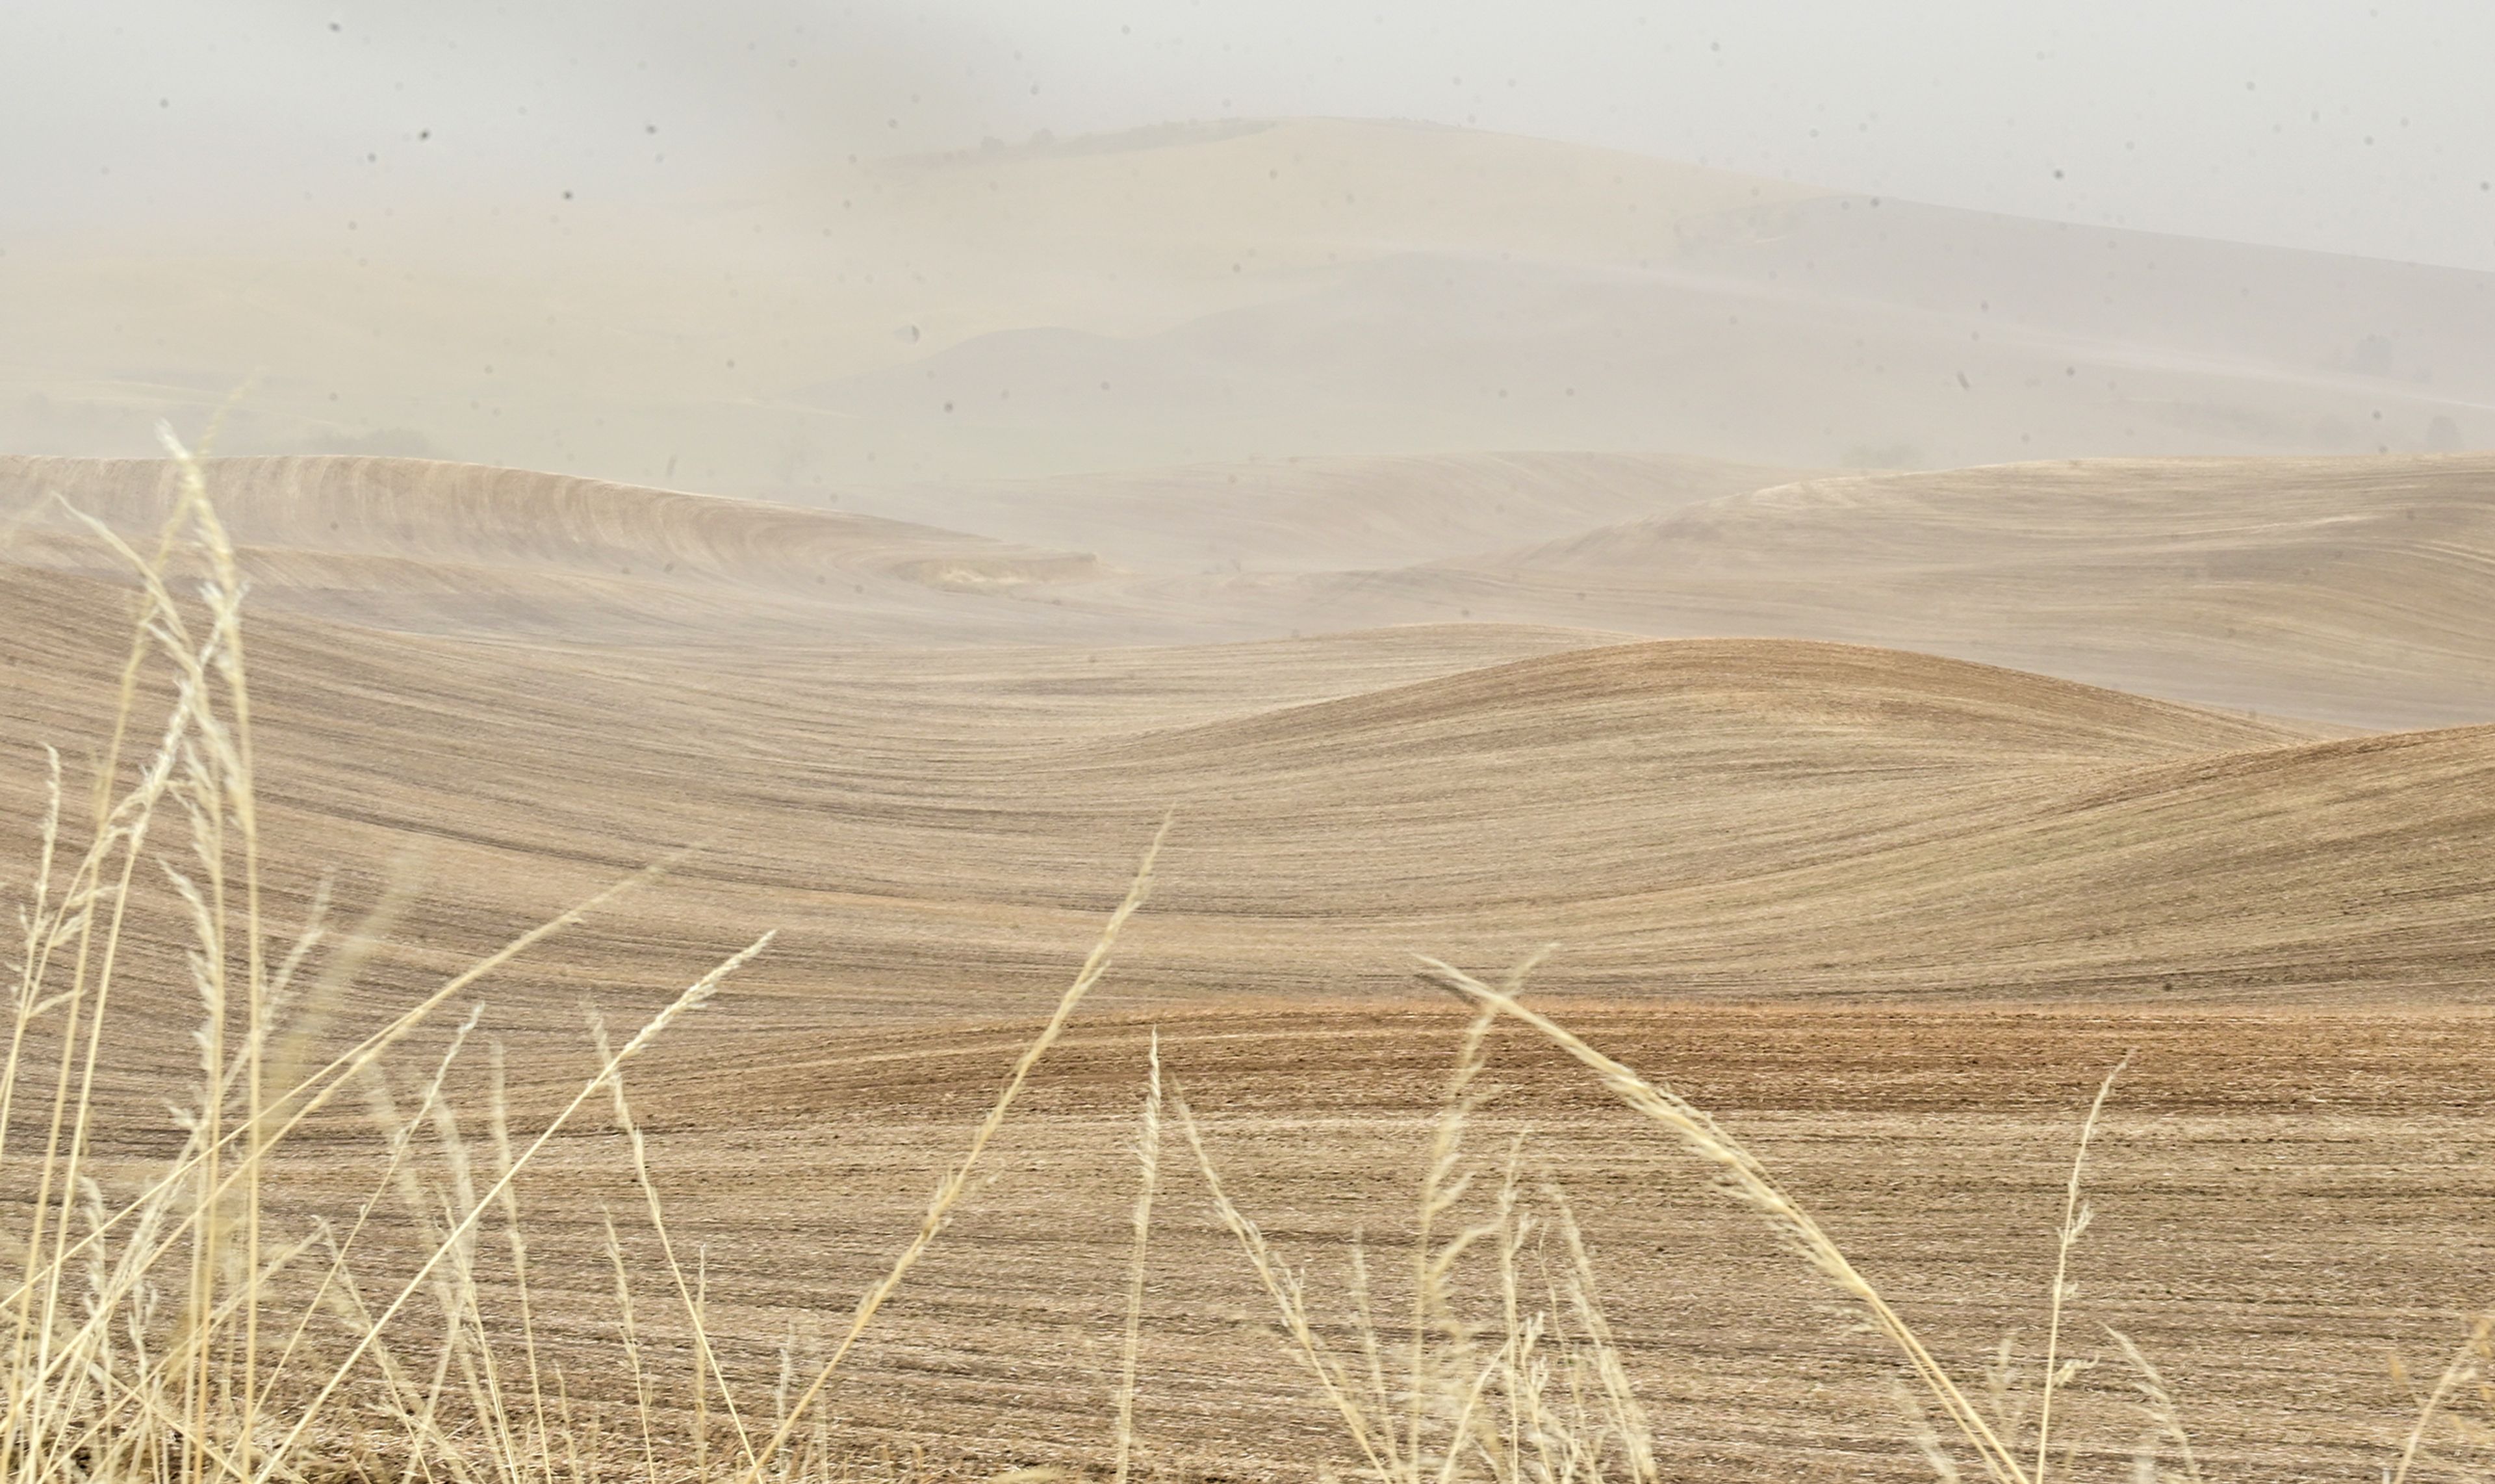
[604,1209,663,1484]
[1175,995,1665,1484]
[1416,956,2034,1484]
[2390,1313,2495,1484]
[1407,1008,1496,1481]
[2034,1056,2127,1484]
[1541,1178,1656,1484]
[593,1019,758,1472]
[2105,1327,2201,1484]
[488,1040,561,1484]
[1112,1028,1163,1484]
[741,813,1171,1483]
[265,934,772,1468]
[1,434,765,1484]
[1170,1082,1392,1479]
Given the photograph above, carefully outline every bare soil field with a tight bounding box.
[243,1003,2495,1483]
[4,449,2493,1481]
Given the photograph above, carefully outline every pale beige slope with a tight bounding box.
[1075,643,2495,1001]
[1,452,1065,579]
[3,449,1798,649]
[1105,639,2302,773]
[0,554,1643,1042]
[1552,722,2495,997]
[1524,452,2495,728]
[830,450,1812,574]
[1175,452,2495,729]
[819,447,2495,734]
[0,453,1136,643]
[793,151,2495,480]
[19,447,2487,729]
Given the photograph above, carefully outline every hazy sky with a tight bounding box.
[6,0,2493,268]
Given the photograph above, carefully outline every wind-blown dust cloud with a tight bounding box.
[5,3,2494,497]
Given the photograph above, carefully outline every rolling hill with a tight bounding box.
[6,445,2495,1483]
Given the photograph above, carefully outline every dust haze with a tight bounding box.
[8,8,2495,1483]
[6,1,2494,496]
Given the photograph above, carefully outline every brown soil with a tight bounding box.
[251,1003,2495,1483]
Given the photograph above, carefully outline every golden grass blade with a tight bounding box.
[1409,1007,1495,1476]
[1346,1235,1398,1459]
[66,444,196,834]
[151,429,279,1474]
[1891,1380,1967,1484]
[1418,956,2033,1484]
[693,1247,713,1483]
[603,1210,663,1484]
[238,1010,483,1419]
[1493,1143,1531,1484]
[1432,1344,1511,1484]
[0,852,689,1318]
[489,1041,561,1484]
[1112,1027,1163,1484]
[740,815,1168,1483]
[595,1045,756,1470]
[264,856,423,1128]
[2391,1314,2494,1484]
[2105,1327,2201,1484]
[2034,1055,2129,1484]
[1542,1179,1656,1484]
[1170,1083,1391,1480]
[253,932,772,1480]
